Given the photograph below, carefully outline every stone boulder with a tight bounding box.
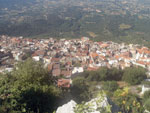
[56,100,76,113]
[56,94,119,113]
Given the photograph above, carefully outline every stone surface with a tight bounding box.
[56,100,76,113]
[56,95,119,113]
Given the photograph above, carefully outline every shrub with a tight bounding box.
[102,81,119,92]
[122,67,147,85]
[144,99,150,112]
[143,91,150,102]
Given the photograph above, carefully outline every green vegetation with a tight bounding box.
[143,91,150,111]
[74,91,111,113]
[71,77,91,103]
[71,66,147,101]
[144,99,150,112]
[77,67,123,82]
[113,88,144,113]
[102,81,118,92]
[0,59,61,113]
[122,67,147,85]
[143,91,150,102]
[0,0,150,46]
[71,66,148,112]
[0,59,149,112]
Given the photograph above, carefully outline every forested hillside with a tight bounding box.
[0,0,150,45]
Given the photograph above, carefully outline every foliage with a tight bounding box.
[72,66,148,112]
[86,70,105,82]
[143,91,150,102]
[102,81,119,92]
[107,68,123,81]
[73,62,81,67]
[113,87,144,113]
[81,67,123,82]
[1,0,150,45]
[71,76,92,103]
[122,67,147,85]
[144,99,150,112]
[141,81,150,86]
[0,58,61,113]
[74,91,111,113]
[71,67,124,103]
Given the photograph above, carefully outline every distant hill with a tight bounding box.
[0,0,150,46]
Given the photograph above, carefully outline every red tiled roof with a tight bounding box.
[90,53,99,58]
[137,60,150,65]
[51,57,60,62]
[67,61,72,65]
[87,67,98,71]
[136,61,146,65]
[137,47,150,54]
[57,79,71,88]
[34,50,45,56]
[11,38,21,43]
[97,42,103,45]
[53,64,60,69]
[61,70,72,77]
[100,43,109,48]
[52,69,61,76]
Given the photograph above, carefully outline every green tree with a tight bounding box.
[97,67,108,81]
[86,71,101,81]
[0,58,61,113]
[86,67,123,82]
[86,67,108,82]
[107,68,123,81]
[71,77,91,103]
[122,67,147,85]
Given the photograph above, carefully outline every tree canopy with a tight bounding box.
[0,58,61,113]
[71,76,91,103]
[122,67,147,85]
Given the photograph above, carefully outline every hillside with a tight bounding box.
[0,0,150,45]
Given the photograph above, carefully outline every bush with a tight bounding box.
[84,67,123,82]
[107,68,123,81]
[86,67,108,82]
[71,77,91,103]
[122,67,147,85]
[143,91,150,102]
[0,59,61,113]
[102,81,119,92]
[144,99,150,112]
[113,88,144,113]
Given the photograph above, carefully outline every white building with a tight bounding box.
[72,67,84,74]
[32,56,40,61]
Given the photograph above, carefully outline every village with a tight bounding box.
[0,35,150,92]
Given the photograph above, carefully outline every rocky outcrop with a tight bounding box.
[56,100,76,113]
[56,95,119,113]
